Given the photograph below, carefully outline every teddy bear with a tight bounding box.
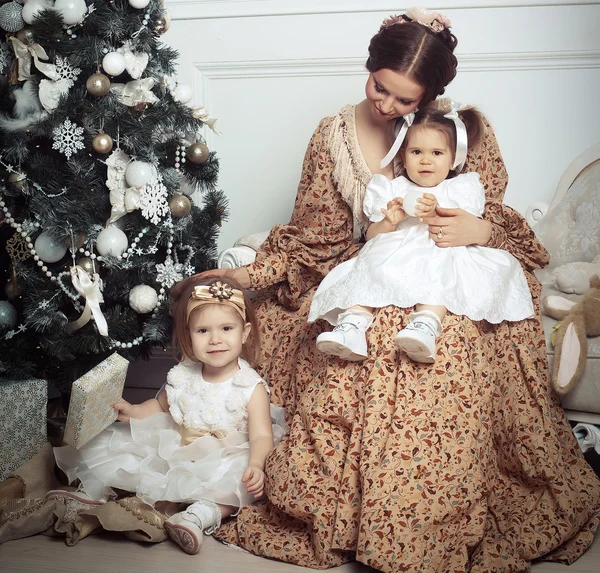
[549,254,600,295]
[543,274,600,395]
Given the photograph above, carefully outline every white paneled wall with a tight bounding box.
[127,0,600,392]
[161,1,600,253]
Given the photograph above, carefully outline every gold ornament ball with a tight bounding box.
[92,133,113,154]
[64,232,86,249]
[76,257,96,274]
[5,278,19,300]
[154,14,170,34]
[16,27,35,45]
[7,171,27,191]
[169,195,192,217]
[86,73,111,97]
[186,142,209,165]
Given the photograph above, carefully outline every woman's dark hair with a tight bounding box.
[366,17,458,107]
[169,275,260,367]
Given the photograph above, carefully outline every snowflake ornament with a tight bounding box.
[52,119,85,159]
[156,257,184,288]
[139,174,169,225]
[54,56,81,88]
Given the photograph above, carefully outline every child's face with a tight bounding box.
[403,127,453,187]
[189,304,250,374]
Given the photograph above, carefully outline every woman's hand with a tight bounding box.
[381,197,406,226]
[242,464,266,497]
[194,266,251,289]
[426,205,492,248]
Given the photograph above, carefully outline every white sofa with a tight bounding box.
[528,144,600,424]
[219,145,600,424]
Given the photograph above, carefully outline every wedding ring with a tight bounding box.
[437,228,444,239]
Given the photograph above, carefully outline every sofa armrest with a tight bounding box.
[217,230,270,269]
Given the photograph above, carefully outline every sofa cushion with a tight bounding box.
[534,160,600,266]
[540,283,600,414]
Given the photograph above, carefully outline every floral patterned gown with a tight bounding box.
[213,102,600,572]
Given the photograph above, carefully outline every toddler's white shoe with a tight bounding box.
[165,499,221,555]
[394,312,441,364]
[316,323,368,361]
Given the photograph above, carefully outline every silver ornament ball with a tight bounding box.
[129,285,158,314]
[0,300,17,329]
[0,2,25,33]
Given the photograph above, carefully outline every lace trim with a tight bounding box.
[327,105,372,238]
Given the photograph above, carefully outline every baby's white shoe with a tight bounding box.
[165,499,221,555]
[395,311,442,364]
[316,311,373,361]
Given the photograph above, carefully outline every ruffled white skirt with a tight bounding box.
[309,225,535,325]
[54,406,287,508]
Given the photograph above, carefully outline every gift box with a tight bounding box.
[63,352,129,449]
[0,378,48,482]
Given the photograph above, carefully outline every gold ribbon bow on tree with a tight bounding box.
[7,37,58,82]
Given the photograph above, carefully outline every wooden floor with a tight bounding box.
[1,528,599,573]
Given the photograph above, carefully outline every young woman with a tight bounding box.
[199,7,600,572]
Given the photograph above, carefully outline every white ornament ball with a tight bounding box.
[96,226,128,257]
[402,189,423,217]
[102,52,126,76]
[128,0,150,8]
[21,0,49,25]
[180,177,196,196]
[129,285,158,314]
[125,161,156,188]
[34,231,67,263]
[54,0,87,26]
[173,84,193,104]
[0,301,18,330]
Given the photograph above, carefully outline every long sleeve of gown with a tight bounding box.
[246,117,357,306]
[465,117,549,272]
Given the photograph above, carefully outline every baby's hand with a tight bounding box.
[242,465,266,498]
[114,400,134,423]
[381,197,406,226]
[415,193,437,219]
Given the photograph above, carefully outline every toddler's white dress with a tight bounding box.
[54,359,287,508]
[308,173,534,325]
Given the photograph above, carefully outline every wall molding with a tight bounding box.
[168,1,599,20]
[194,51,600,80]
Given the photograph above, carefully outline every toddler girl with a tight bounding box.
[53,276,286,554]
[309,105,534,363]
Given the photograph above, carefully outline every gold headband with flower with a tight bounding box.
[186,281,246,322]
[381,7,451,34]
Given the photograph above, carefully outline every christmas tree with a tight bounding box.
[0,0,226,392]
